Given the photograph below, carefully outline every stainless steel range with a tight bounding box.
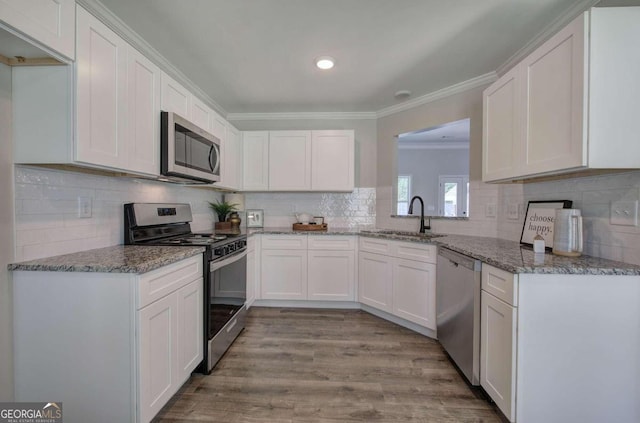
[124,203,247,373]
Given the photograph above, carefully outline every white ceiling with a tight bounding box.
[398,119,470,150]
[97,0,612,114]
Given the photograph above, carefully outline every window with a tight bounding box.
[438,175,469,217]
[397,175,412,214]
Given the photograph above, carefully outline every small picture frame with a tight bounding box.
[313,216,324,225]
[520,200,572,249]
[246,209,264,228]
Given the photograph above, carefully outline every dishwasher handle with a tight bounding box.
[438,247,481,272]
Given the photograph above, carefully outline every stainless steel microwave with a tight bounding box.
[161,111,221,184]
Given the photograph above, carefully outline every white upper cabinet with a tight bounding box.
[311,130,355,191]
[219,122,242,191]
[160,72,191,119]
[127,46,161,176]
[76,6,128,169]
[483,7,640,182]
[242,130,355,192]
[242,131,270,191]
[0,0,75,60]
[268,131,312,191]
[483,66,520,182]
[520,15,585,176]
[190,95,211,131]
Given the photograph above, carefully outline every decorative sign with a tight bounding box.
[520,200,572,249]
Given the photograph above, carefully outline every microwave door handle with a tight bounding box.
[208,145,220,173]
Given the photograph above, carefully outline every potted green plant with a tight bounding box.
[208,200,238,229]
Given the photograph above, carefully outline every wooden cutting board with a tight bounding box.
[292,223,328,231]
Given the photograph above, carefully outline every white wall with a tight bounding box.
[0,63,14,401]
[397,147,469,215]
[14,166,222,262]
[376,85,499,236]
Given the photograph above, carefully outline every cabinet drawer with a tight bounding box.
[482,264,518,306]
[138,255,203,309]
[393,241,436,263]
[359,236,392,255]
[261,235,307,250]
[308,235,355,250]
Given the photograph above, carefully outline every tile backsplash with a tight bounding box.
[518,171,640,265]
[14,166,221,261]
[492,171,640,265]
[244,188,376,228]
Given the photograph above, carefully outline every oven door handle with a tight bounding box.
[209,249,247,271]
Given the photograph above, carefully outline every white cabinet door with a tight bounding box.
[481,291,517,422]
[268,131,312,191]
[219,123,242,190]
[521,15,586,176]
[127,46,161,176]
[261,249,307,300]
[177,279,203,383]
[311,130,355,191]
[308,250,355,301]
[358,251,393,313]
[242,131,269,190]
[392,259,436,329]
[75,6,128,169]
[138,292,179,423]
[0,0,75,60]
[190,96,211,132]
[161,72,191,119]
[483,65,520,182]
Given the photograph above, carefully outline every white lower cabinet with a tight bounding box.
[392,258,436,328]
[358,237,437,330]
[258,234,356,302]
[261,249,308,300]
[480,290,517,422]
[12,254,204,423]
[246,236,257,307]
[138,291,179,423]
[358,251,393,312]
[308,250,355,301]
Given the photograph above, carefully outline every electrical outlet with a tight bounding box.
[78,197,92,218]
[507,203,519,220]
[610,200,638,226]
[485,203,497,218]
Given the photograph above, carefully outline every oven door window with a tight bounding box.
[210,254,246,337]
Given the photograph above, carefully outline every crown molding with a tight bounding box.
[76,0,227,117]
[496,0,599,76]
[376,72,497,119]
[227,111,378,121]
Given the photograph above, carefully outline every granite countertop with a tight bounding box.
[433,235,640,276]
[8,245,205,273]
[248,227,360,236]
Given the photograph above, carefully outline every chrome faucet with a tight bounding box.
[408,195,430,233]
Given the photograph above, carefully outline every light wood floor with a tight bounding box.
[154,307,502,422]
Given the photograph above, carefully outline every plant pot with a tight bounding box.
[214,222,232,230]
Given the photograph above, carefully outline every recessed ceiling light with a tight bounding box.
[315,56,335,70]
[395,90,411,99]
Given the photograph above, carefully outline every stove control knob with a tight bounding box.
[213,247,223,256]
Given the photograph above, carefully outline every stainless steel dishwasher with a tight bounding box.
[436,247,482,385]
